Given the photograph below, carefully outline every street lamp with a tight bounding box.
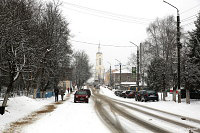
[115,59,122,89]
[163,0,181,102]
[130,42,140,91]
[107,62,112,87]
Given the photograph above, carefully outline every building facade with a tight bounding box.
[112,69,136,89]
[95,44,104,84]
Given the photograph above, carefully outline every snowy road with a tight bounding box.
[2,86,200,133]
[93,90,169,133]
[93,90,200,133]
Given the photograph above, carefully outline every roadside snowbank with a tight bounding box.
[0,96,54,131]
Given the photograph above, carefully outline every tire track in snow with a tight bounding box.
[101,94,200,133]
[113,100,200,131]
[108,96,200,124]
[92,88,126,133]
[93,97,125,133]
[93,92,170,133]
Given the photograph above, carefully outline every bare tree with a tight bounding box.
[72,50,93,89]
[0,0,34,106]
[145,16,177,100]
[0,0,72,109]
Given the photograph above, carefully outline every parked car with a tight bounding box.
[126,91,135,98]
[135,90,146,101]
[74,90,89,103]
[135,90,159,102]
[114,90,123,96]
[119,91,127,98]
[144,90,159,102]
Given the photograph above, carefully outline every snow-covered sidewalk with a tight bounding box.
[0,96,55,132]
[0,93,110,133]
[21,94,110,133]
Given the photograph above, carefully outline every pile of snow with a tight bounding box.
[0,96,54,131]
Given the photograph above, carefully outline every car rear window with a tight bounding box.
[76,91,87,95]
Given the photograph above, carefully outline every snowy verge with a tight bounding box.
[0,96,54,132]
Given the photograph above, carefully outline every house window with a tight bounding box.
[127,76,130,81]
[99,58,101,65]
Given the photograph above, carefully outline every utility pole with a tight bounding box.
[177,11,181,103]
[137,46,140,91]
[130,42,140,91]
[140,43,143,89]
[163,0,181,103]
[115,59,122,90]
[107,62,112,88]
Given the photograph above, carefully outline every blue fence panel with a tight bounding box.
[36,91,54,98]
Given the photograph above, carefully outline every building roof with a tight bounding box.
[121,82,147,86]
[113,69,131,74]
[121,82,136,85]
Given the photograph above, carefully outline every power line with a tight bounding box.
[181,16,196,23]
[181,13,198,22]
[180,3,200,14]
[63,2,154,21]
[64,6,148,24]
[70,40,133,47]
[182,21,195,27]
[62,2,153,24]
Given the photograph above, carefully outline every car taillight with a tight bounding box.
[76,96,79,98]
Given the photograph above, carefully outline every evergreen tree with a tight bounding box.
[147,57,167,92]
[186,13,200,89]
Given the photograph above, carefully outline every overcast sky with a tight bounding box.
[58,0,199,71]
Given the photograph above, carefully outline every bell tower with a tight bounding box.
[95,43,104,84]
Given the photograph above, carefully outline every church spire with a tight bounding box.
[98,42,100,53]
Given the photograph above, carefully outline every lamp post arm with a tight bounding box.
[115,59,121,64]
[163,0,179,15]
[130,41,138,48]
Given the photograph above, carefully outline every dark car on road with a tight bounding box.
[74,90,89,103]
[135,90,159,102]
[83,89,91,98]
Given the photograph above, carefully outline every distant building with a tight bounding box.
[104,69,115,86]
[95,44,104,84]
[112,69,136,89]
